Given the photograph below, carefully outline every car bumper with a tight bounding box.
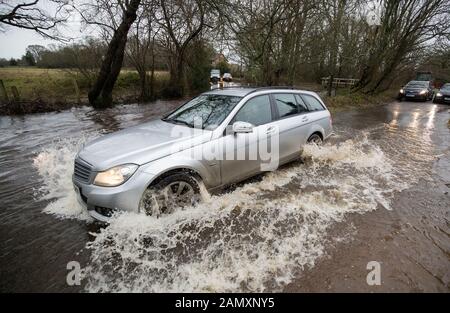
[72,169,154,222]
[434,97,450,104]
[401,93,427,100]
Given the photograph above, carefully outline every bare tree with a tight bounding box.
[87,0,142,108]
[355,0,450,93]
[0,0,68,38]
[158,0,207,96]
[26,44,47,64]
[126,1,161,101]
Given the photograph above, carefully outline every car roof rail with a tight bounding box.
[245,85,297,95]
[209,85,298,95]
[209,85,255,90]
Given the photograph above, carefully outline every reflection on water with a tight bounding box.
[0,100,449,292]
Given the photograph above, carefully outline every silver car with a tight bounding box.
[73,87,333,222]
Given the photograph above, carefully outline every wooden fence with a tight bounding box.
[321,77,359,88]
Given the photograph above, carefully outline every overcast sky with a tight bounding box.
[0,28,57,59]
[0,0,83,59]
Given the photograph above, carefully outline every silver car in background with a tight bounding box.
[72,87,333,222]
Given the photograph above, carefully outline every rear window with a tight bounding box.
[273,93,298,118]
[301,94,325,111]
[295,94,309,113]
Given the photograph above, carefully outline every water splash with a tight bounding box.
[33,135,97,221]
[31,127,436,292]
[82,134,404,292]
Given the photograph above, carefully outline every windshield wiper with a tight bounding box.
[162,118,194,128]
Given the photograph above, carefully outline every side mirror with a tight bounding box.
[232,121,254,133]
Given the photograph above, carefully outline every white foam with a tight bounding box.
[82,135,404,292]
[32,130,430,292]
[33,136,97,221]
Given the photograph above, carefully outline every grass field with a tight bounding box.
[0,67,169,104]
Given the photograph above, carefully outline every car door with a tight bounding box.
[270,93,311,163]
[220,94,277,185]
[300,93,330,136]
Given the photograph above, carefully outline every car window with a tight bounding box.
[301,94,325,111]
[232,95,272,126]
[273,93,298,118]
[295,94,309,113]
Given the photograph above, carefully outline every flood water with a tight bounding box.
[0,99,449,292]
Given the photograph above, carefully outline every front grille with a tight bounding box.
[95,206,115,217]
[74,158,93,184]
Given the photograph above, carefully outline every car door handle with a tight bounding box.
[301,116,309,122]
[266,126,276,134]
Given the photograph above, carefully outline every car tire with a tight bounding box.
[140,172,201,216]
[307,133,323,145]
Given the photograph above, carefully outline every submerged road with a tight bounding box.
[0,100,449,292]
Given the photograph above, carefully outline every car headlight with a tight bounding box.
[419,90,427,95]
[436,92,442,97]
[94,164,138,187]
[400,89,404,93]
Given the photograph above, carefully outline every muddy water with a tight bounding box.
[0,100,449,292]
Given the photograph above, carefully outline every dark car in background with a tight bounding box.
[398,80,434,101]
[433,83,450,104]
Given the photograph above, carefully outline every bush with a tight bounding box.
[116,71,140,88]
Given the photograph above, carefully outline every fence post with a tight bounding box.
[72,78,80,104]
[11,86,20,101]
[0,79,9,103]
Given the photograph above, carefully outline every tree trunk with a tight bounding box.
[88,0,141,108]
[138,70,148,101]
[327,0,346,97]
[169,51,185,97]
[150,46,155,100]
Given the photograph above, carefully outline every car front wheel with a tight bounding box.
[140,172,201,216]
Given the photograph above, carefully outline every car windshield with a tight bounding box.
[441,84,450,90]
[163,94,242,130]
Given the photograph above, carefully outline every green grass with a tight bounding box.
[322,89,395,113]
[0,67,169,104]
[0,67,77,103]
